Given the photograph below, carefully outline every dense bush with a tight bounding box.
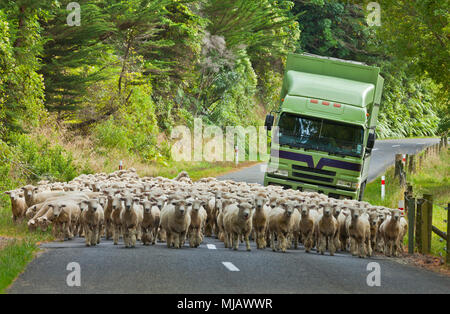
[3,134,79,183]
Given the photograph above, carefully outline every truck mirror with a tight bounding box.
[367,132,376,149]
[265,114,274,131]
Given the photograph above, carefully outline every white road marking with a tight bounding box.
[222,262,240,272]
[207,244,217,250]
[372,148,379,151]
[392,145,400,147]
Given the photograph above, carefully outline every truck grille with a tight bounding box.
[292,164,336,176]
[292,172,333,183]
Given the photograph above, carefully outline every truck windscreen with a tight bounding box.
[276,113,364,158]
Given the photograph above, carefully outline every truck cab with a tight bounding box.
[264,53,384,200]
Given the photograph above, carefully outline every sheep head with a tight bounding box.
[141,200,152,213]
[84,199,101,212]
[120,196,139,211]
[254,194,267,211]
[191,199,204,212]
[111,197,122,211]
[350,207,360,220]
[238,202,253,220]
[171,199,190,217]
[391,209,401,221]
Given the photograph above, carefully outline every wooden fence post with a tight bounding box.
[422,194,433,254]
[416,198,423,252]
[395,154,402,178]
[407,197,416,254]
[447,203,449,264]
[408,154,416,173]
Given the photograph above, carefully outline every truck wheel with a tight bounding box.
[358,180,367,201]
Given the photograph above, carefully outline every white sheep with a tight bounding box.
[160,198,191,249]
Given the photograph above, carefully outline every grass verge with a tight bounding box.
[363,147,449,258]
[0,239,37,293]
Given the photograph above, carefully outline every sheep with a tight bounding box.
[188,199,207,248]
[140,200,160,246]
[223,200,254,251]
[120,195,143,248]
[4,190,26,222]
[252,193,269,249]
[80,199,105,247]
[103,190,116,240]
[110,196,124,245]
[288,204,302,250]
[217,199,235,244]
[316,202,339,256]
[267,200,296,253]
[34,206,55,232]
[49,201,81,241]
[398,216,408,254]
[368,210,380,253]
[160,198,192,249]
[337,206,350,251]
[330,202,342,251]
[299,203,319,253]
[345,207,372,258]
[379,209,402,257]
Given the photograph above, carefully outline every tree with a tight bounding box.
[0,1,46,140]
[377,0,450,92]
[40,0,113,116]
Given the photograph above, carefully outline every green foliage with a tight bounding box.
[94,84,160,161]
[0,3,46,139]
[377,0,450,93]
[40,0,113,114]
[7,133,78,182]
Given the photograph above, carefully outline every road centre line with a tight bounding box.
[222,262,240,272]
[207,244,217,250]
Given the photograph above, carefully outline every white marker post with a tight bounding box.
[402,154,406,165]
[119,160,123,170]
[234,145,239,167]
[398,200,405,216]
[381,176,385,200]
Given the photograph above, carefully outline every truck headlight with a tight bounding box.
[267,167,288,177]
[337,180,352,188]
[274,170,289,177]
[337,180,359,189]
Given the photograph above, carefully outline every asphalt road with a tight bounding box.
[217,138,442,183]
[8,138,450,294]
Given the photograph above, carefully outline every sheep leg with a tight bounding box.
[113,225,120,245]
[294,232,299,250]
[366,236,373,257]
[329,236,336,256]
[130,229,136,248]
[319,234,326,255]
[233,233,239,250]
[280,232,288,253]
[245,234,251,251]
[270,232,276,251]
[180,231,187,248]
[358,238,366,258]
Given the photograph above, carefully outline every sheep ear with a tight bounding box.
[4,191,11,195]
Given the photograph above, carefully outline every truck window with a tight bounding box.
[277,113,364,158]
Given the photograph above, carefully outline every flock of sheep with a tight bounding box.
[5,168,408,258]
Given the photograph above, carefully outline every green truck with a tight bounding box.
[264,53,384,200]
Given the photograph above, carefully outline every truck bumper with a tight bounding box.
[264,174,358,199]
